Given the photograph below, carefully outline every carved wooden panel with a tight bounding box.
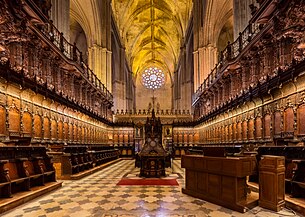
[297,105,305,135]
[237,122,242,141]
[124,133,128,143]
[82,127,87,142]
[242,121,248,140]
[194,132,199,143]
[69,123,73,141]
[113,133,118,143]
[43,117,50,139]
[284,108,294,132]
[173,133,178,143]
[229,124,233,141]
[264,114,271,139]
[84,127,88,142]
[178,133,183,143]
[248,119,254,140]
[233,123,237,140]
[87,128,90,142]
[98,131,102,142]
[274,112,282,135]
[225,125,228,141]
[94,129,98,142]
[99,131,103,142]
[33,115,42,138]
[219,127,222,142]
[92,129,96,142]
[58,121,63,140]
[22,112,32,135]
[9,108,20,133]
[183,133,188,143]
[87,128,91,143]
[51,119,57,140]
[63,122,68,141]
[78,126,82,141]
[0,106,6,136]
[255,117,262,139]
[73,125,78,141]
[189,133,193,143]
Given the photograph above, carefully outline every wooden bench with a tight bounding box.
[83,153,93,169]
[0,146,58,198]
[0,160,11,197]
[70,154,80,174]
[91,149,119,166]
[58,145,119,178]
[290,160,305,197]
[24,158,44,187]
[3,159,30,195]
[38,156,56,182]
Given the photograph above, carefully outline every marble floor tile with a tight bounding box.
[1,159,303,217]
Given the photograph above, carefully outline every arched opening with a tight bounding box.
[217,17,234,53]
[70,18,88,64]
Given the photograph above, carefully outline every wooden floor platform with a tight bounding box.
[0,181,62,214]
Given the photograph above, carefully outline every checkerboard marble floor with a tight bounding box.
[1,159,302,217]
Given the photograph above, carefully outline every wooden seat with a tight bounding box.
[83,153,93,169]
[0,160,11,197]
[70,154,80,174]
[3,160,30,195]
[0,146,58,199]
[76,153,86,171]
[39,156,56,182]
[24,159,44,187]
[60,145,119,177]
[290,160,305,197]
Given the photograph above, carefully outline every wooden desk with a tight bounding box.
[181,155,258,212]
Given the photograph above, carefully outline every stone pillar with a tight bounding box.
[193,0,205,92]
[233,0,257,40]
[88,45,112,92]
[50,0,70,40]
[194,46,216,92]
[106,49,112,91]
[88,0,112,92]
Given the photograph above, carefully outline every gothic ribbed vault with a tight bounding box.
[112,0,192,76]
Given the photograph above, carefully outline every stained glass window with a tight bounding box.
[142,67,165,89]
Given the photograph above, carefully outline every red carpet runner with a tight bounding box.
[117,178,179,186]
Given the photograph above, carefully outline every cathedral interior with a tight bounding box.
[1,0,305,216]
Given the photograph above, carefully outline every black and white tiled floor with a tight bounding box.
[2,159,302,217]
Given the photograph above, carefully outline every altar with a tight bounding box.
[137,110,169,177]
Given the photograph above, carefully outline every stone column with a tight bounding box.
[50,0,70,40]
[233,0,257,40]
[88,45,112,91]
[88,0,112,92]
[193,50,200,92]
[193,46,217,92]
[193,0,204,92]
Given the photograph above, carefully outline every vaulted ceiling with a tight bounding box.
[112,0,193,76]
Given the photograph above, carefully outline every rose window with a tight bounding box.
[142,67,165,89]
